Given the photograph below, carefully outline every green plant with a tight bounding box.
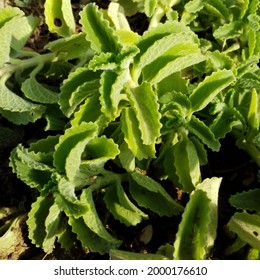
[0,0,260,259]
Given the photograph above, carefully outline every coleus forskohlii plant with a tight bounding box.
[0,0,260,259]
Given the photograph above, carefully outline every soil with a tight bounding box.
[0,0,259,260]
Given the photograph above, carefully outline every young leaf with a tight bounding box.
[130,172,184,216]
[127,82,162,145]
[104,182,148,226]
[99,69,128,120]
[187,115,221,151]
[80,3,121,53]
[53,122,98,173]
[121,107,156,160]
[42,203,62,254]
[45,0,75,37]
[68,216,120,255]
[174,177,221,260]
[189,69,235,113]
[81,188,121,246]
[27,196,54,248]
[227,212,260,250]
[172,136,201,192]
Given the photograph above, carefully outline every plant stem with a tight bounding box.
[0,52,56,79]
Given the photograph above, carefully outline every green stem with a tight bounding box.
[0,52,56,79]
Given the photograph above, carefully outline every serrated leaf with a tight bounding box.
[53,122,98,173]
[45,0,75,37]
[189,69,235,112]
[81,188,121,245]
[60,67,101,117]
[42,203,62,254]
[213,21,243,40]
[45,33,92,60]
[247,89,259,130]
[9,144,54,190]
[104,182,148,226]
[174,177,221,260]
[0,79,45,123]
[121,107,156,160]
[80,136,119,174]
[227,212,260,250]
[68,216,119,255]
[27,196,54,248]
[130,172,183,216]
[80,3,121,53]
[229,189,260,213]
[22,77,59,104]
[55,192,88,219]
[172,137,201,192]
[127,82,161,145]
[99,69,128,120]
[118,141,135,171]
[187,115,220,151]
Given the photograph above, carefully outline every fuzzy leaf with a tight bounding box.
[80,3,121,53]
[99,69,128,120]
[172,137,201,192]
[53,122,98,173]
[104,182,148,226]
[27,196,54,248]
[121,107,156,160]
[187,115,220,151]
[130,172,184,216]
[42,203,62,254]
[127,82,161,145]
[81,189,121,246]
[229,189,260,213]
[0,79,45,124]
[189,69,235,112]
[228,212,260,250]
[22,77,59,104]
[174,177,221,260]
[45,0,75,37]
[68,216,120,255]
[80,136,119,174]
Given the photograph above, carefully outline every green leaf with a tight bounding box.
[45,33,92,60]
[118,141,135,171]
[127,82,161,145]
[68,216,119,255]
[9,144,54,190]
[130,172,184,216]
[0,7,23,28]
[213,21,243,40]
[22,77,59,104]
[189,69,235,112]
[247,89,259,130]
[227,212,260,250]
[53,122,98,173]
[229,189,260,214]
[104,182,148,226]
[42,203,62,254]
[80,3,121,53]
[55,192,88,219]
[174,177,221,260]
[81,188,121,246]
[121,107,156,160]
[144,0,157,17]
[44,0,75,37]
[187,115,220,151]
[172,136,201,192]
[60,67,101,117]
[27,196,54,248]
[0,79,45,124]
[99,69,128,120]
[80,136,120,174]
